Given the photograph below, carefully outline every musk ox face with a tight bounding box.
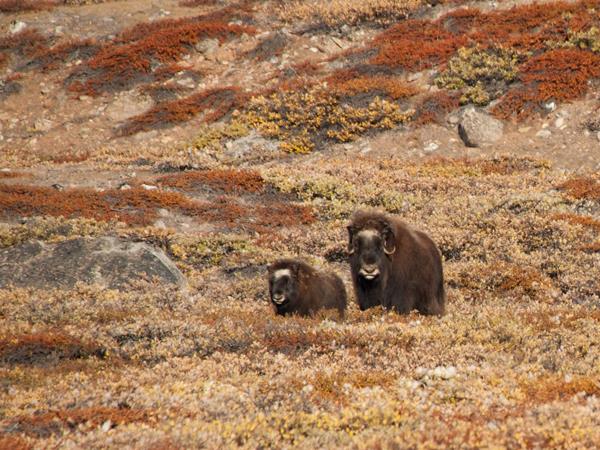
[347,224,396,282]
[268,267,298,306]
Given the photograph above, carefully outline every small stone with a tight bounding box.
[51,183,64,191]
[196,38,220,58]
[309,47,320,53]
[10,20,27,34]
[33,118,54,132]
[78,95,91,101]
[554,117,566,129]
[176,77,196,89]
[424,142,439,153]
[118,182,131,190]
[545,101,556,111]
[101,420,112,432]
[518,126,531,133]
[536,129,552,138]
[141,184,158,191]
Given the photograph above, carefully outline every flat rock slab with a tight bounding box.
[0,237,186,290]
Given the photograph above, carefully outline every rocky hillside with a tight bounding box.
[1,0,599,448]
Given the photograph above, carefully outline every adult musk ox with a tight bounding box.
[268,258,347,317]
[347,210,445,315]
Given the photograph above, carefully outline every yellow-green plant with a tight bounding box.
[241,88,413,153]
[435,46,523,105]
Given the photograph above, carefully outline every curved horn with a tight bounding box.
[346,226,355,255]
[382,223,396,255]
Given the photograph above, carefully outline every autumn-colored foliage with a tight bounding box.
[558,177,600,200]
[27,38,99,72]
[0,0,55,13]
[414,91,460,124]
[370,19,468,71]
[0,436,31,450]
[9,407,152,438]
[66,18,254,96]
[0,184,198,226]
[180,0,218,6]
[551,213,600,231]
[0,29,49,60]
[158,169,265,194]
[119,87,244,135]
[522,375,600,404]
[0,330,105,365]
[328,69,418,99]
[0,183,313,232]
[494,49,600,118]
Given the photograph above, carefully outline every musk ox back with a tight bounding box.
[347,210,445,315]
[268,258,347,317]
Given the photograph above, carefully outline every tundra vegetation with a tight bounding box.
[1,0,600,448]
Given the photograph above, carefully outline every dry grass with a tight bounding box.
[2,0,600,447]
[279,0,423,27]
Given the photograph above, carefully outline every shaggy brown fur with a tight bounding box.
[267,258,347,317]
[347,210,445,315]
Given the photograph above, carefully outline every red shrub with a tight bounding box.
[158,169,264,194]
[551,213,600,231]
[67,19,254,96]
[0,436,31,450]
[118,87,244,135]
[0,0,55,12]
[0,330,105,365]
[180,0,218,6]
[9,407,152,438]
[414,91,460,124]
[558,177,600,200]
[0,183,313,232]
[27,38,99,72]
[0,29,49,59]
[370,19,468,71]
[327,69,417,99]
[494,49,600,119]
[0,184,199,226]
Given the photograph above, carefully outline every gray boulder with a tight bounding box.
[0,237,186,290]
[458,106,504,147]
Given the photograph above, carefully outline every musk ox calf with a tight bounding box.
[268,258,347,317]
[347,210,445,316]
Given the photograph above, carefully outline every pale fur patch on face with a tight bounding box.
[273,269,292,280]
[357,229,380,242]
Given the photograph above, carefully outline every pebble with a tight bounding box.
[141,184,158,191]
[51,184,64,191]
[9,20,27,34]
[118,183,131,190]
[518,126,531,133]
[101,420,112,432]
[309,47,319,53]
[545,101,556,111]
[555,117,566,129]
[536,129,552,138]
[424,142,439,153]
[431,366,457,380]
